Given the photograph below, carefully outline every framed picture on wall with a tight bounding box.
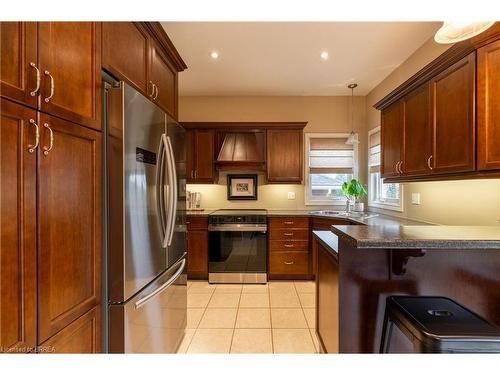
[227,174,258,200]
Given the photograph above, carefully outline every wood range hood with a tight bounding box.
[215,131,266,170]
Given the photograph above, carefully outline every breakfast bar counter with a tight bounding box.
[313,226,500,353]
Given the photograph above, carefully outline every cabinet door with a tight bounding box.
[0,99,37,352]
[38,22,101,130]
[403,83,432,176]
[187,230,208,279]
[267,129,303,183]
[316,242,339,353]
[187,130,214,183]
[478,40,500,171]
[0,22,38,108]
[150,41,177,118]
[41,306,101,353]
[431,53,475,174]
[380,101,403,178]
[38,113,102,343]
[102,22,150,96]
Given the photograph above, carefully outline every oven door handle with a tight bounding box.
[208,224,268,232]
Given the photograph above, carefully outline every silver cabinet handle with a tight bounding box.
[427,155,433,170]
[284,244,294,248]
[283,232,294,236]
[29,62,40,96]
[44,70,54,103]
[153,83,159,100]
[43,123,54,155]
[149,81,154,98]
[284,261,294,265]
[27,119,39,153]
[284,221,294,225]
[395,161,400,174]
[194,170,197,179]
[135,257,186,309]
[399,161,404,174]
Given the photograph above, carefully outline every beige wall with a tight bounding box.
[180,37,500,225]
[366,37,500,226]
[180,96,367,210]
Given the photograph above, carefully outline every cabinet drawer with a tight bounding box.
[269,228,309,241]
[269,217,309,229]
[187,216,208,230]
[270,252,309,275]
[270,240,309,252]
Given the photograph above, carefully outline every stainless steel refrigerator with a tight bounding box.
[104,79,187,353]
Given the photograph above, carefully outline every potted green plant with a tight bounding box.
[342,179,368,212]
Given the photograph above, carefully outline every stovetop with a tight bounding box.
[209,209,268,217]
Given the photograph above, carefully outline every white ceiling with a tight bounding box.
[161,22,442,96]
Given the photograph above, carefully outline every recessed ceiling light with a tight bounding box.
[210,51,219,59]
[320,51,329,60]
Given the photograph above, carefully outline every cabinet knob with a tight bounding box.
[284,261,294,265]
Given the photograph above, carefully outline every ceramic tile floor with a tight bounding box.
[177,280,320,354]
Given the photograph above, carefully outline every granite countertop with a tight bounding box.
[330,225,500,249]
[313,231,339,257]
[186,209,215,216]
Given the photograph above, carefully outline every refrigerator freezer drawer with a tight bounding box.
[108,257,187,353]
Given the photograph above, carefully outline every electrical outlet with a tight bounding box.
[411,193,421,205]
[287,192,296,200]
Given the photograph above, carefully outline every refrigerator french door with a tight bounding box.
[105,79,187,353]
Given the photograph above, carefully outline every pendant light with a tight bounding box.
[345,83,359,145]
[434,21,495,44]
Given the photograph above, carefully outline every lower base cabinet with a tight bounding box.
[41,306,101,354]
[187,216,209,279]
[316,239,339,353]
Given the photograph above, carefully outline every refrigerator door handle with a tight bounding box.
[134,257,186,309]
[157,134,170,248]
[165,135,177,247]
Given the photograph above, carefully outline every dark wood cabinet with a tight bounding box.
[268,217,311,279]
[0,99,37,353]
[187,216,209,279]
[266,129,303,183]
[186,129,215,183]
[380,101,404,178]
[37,22,101,130]
[478,39,500,171]
[102,22,150,95]
[402,83,432,176]
[431,53,475,174]
[37,113,102,343]
[149,40,177,118]
[316,239,339,354]
[0,22,38,109]
[42,306,101,353]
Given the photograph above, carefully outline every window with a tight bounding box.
[368,127,403,211]
[305,133,358,205]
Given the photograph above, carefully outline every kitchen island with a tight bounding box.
[313,226,500,353]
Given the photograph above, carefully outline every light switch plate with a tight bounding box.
[411,193,421,205]
[287,192,296,200]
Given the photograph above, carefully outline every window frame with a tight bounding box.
[304,132,359,206]
[367,126,404,212]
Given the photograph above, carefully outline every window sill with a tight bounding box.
[368,201,403,212]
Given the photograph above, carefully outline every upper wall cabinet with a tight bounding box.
[376,23,500,182]
[149,40,178,118]
[102,22,150,95]
[38,22,101,130]
[267,129,303,183]
[186,129,215,183]
[380,101,404,178]
[0,22,38,109]
[477,39,500,171]
[102,22,187,120]
[431,53,475,174]
[1,22,101,130]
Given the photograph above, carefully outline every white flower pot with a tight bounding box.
[353,202,364,212]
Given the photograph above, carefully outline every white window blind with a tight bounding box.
[305,134,357,205]
[368,130,381,173]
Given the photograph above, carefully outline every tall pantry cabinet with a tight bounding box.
[0,22,102,353]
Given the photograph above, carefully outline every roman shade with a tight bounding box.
[369,129,381,173]
[308,136,354,174]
